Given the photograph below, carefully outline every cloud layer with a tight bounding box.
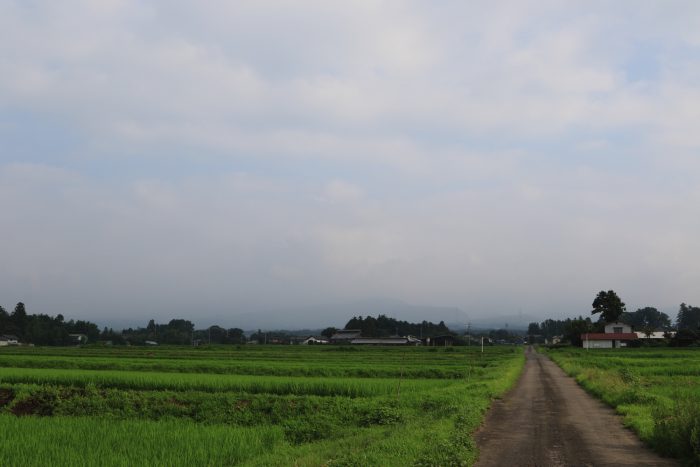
[1,1,700,326]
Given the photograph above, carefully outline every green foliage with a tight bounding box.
[591,290,626,323]
[344,314,451,338]
[620,307,671,331]
[0,302,102,345]
[677,303,700,331]
[652,397,700,462]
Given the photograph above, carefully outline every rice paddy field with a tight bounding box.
[543,347,700,465]
[0,345,524,466]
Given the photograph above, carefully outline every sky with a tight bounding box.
[1,1,700,329]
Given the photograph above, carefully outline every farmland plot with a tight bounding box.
[0,345,523,466]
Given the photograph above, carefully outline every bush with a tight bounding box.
[361,404,403,426]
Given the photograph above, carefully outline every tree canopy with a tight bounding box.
[620,307,671,331]
[591,290,626,323]
[344,314,451,338]
[677,303,700,330]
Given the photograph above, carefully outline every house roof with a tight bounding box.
[330,330,362,340]
[0,335,19,340]
[581,333,638,341]
[350,338,411,345]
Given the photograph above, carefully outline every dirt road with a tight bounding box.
[474,347,677,467]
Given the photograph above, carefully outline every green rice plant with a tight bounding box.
[0,367,455,397]
[0,414,285,466]
[0,345,526,466]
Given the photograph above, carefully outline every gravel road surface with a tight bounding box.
[474,346,677,467]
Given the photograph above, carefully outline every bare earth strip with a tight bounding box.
[475,346,678,467]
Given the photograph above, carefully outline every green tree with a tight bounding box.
[677,303,700,330]
[225,328,246,344]
[591,290,626,323]
[11,302,28,338]
[321,327,337,339]
[620,307,671,331]
[0,305,9,333]
[564,316,593,346]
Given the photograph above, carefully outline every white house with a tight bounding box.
[581,322,638,349]
[0,335,19,346]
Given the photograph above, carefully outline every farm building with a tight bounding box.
[0,335,19,346]
[581,322,637,349]
[635,331,675,340]
[350,336,421,346]
[329,329,362,344]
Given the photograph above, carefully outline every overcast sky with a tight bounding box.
[2,1,700,327]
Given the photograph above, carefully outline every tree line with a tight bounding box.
[0,303,248,346]
[528,290,700,346]
[0,303,100,346]
[342,314,452,338]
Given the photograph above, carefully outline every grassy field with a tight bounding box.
[0,345,524,466]
[543,347,700,465]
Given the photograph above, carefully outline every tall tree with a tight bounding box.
[620,307,671,331]
[0,305,9,333]
[591,290,626,323]
[677,303,700,330]
[11,302,28,338]
[564,316,593,346]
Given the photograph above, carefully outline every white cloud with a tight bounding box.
[2,1,700,324]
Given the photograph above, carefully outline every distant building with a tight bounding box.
[145,340,158,346]
[69,334,88,345]
[329,329,362,344]
[350,336,421,346]
[582,322,637,349]
[0,335,19,346]
[635,331,675,340]
[301,336,328,345]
